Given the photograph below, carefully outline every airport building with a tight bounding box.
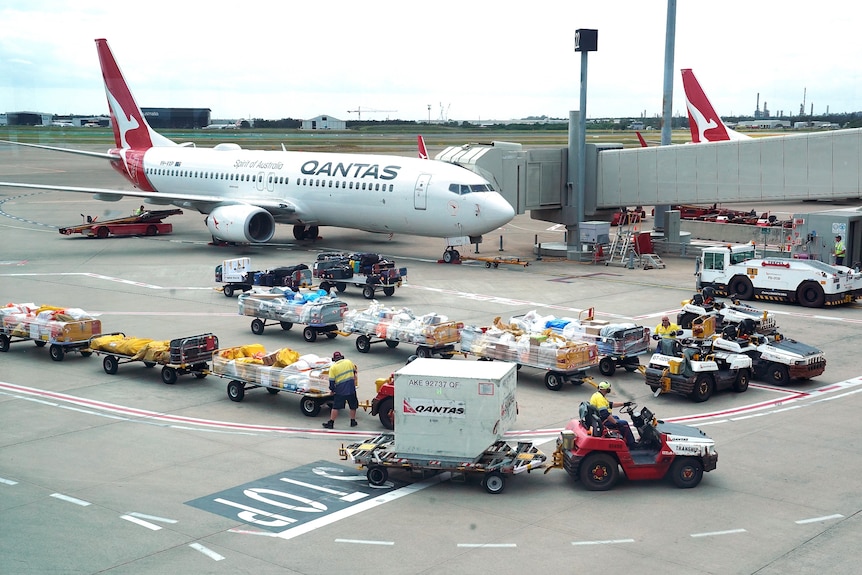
[141,107,211,129]
[301,115,346,130]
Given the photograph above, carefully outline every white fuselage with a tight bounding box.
[137,146,515,238]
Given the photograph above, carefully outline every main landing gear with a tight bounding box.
[293,225,320,241]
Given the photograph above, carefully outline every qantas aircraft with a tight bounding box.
[0,39,514,257]
[681,68,752,144]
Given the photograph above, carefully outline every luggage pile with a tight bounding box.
[0,303,101,343]
[511,310,650,357]
[461,317,599,371]
[238,289,348,325]
[212,344,332,394]
[344,303,462,347]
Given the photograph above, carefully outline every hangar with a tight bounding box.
[141,107,211,129]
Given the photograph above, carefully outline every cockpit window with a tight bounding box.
[448,183,495,195]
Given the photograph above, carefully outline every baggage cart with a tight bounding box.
[0,303,101,361]
[514,308,650,377]
[216,259,313,298]
[210,345,335,417]
[343,303,462,357]
[87,332,218,384]
[460,321,599,391]
[339,434,548,494]
[313,252,407,299]
[237,289,348,342]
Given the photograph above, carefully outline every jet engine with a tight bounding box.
[205,204,275,243]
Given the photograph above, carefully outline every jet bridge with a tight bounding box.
[438,128,862,225]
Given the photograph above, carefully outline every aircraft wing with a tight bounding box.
[0,139,119,160]
[0,181,299,216]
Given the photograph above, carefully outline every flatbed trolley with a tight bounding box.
[88,332,218,384]
[210,347,335,417]
[339,434,548,494]
[0,313,100,362]
[238,291,348,343]
[459,255,530,268]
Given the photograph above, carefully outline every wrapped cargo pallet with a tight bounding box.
[211,345,332,395]
[343,303,463,346]
[1,304,101,343]
[238,289,347,326]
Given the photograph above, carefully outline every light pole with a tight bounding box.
[570,28,597,261]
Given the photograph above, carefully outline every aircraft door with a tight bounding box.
[267,172,275,192]
[414,174,431,210]
[256,171,265,191]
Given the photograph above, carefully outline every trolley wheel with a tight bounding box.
[0,334,9,352]
[227,380,245,402]
[362,285,375,299]
[49,344,65,362]
[80,350,92,358]
[251,318,265,335]
[280,321,293,331]
[483,471,506,494]
[193,372,208,379]
[143,361,156,368]
[384,340,399,349]
[161,366,178,385]
[303,327,318,342]
[415,346,432,358]
[493,262,499,268]
[319,281,331,293]
[96,226,109,239]
[356,335,371,353]
[326,332,338,339]
[544,371,564,391]
[267,387,280,395]
[439,353,454,359]
[336,282,347,293]
[300,396,322,417]
[103,355,119,375]
[223,285,234,298]
[34,340,47,347]
[367,466,389,486]
[485,261,492,268]
[377,397,394,430]
[383,286,395,297]
[598,357,616,376]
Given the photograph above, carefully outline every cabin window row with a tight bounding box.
[146,167,394,191]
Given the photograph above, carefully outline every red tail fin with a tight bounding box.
[636,132,648,147]
[417,135,429,159]
[96,39,175,150]
[681,68,732,143]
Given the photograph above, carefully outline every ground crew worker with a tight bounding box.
[589,381,636,448]
[654,316,681,351]
[322,351,359,429]
[834,235,846,266]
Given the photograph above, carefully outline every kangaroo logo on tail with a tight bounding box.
[95,39,175,151]
[681,68,750,144]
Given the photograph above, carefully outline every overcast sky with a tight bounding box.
[2,1,860,122]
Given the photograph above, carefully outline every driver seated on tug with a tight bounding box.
[590,381,637,449]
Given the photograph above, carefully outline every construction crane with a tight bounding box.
[346,107,396,121]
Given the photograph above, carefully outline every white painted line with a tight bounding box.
[796,514,844,524]
[120,515,162,531]
[691,528,747,538]
[50,493,91,506]
[127,512,178,524]
[457,543,517,548]
[0,477,18,485]
[189,543,224,561]
[228,528,280,537]
[276,472,450,541]
[571,538,636,545]
[335,539,395,546]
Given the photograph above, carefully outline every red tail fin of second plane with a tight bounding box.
[681,68,750,144]
[96,38,175,151]
[417,135,429,159]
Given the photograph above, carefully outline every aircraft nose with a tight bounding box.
[482,193,515,229]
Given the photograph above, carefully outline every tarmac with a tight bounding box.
[1,144,862,574]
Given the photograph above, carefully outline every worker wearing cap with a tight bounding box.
[589,381,636,448]
[834,236,846,266]
[322,351,358,429]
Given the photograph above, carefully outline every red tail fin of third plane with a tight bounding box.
[417,135,429,159]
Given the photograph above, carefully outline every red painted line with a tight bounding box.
[0,382,368,437]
